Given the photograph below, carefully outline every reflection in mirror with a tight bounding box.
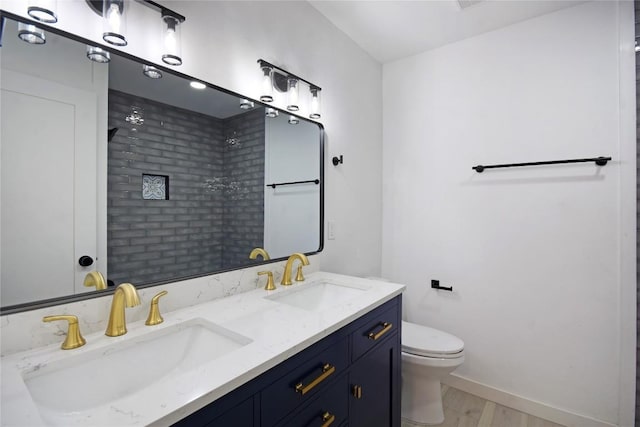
[0,14,323,312]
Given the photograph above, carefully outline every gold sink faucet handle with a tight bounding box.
[295,264,305,282]
[145,290,168,326]
[42,315,86,350]
[83,271,107,290]
[258,271,276,290]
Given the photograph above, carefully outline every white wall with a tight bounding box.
[0,0,383,275]
[382,2,635,426]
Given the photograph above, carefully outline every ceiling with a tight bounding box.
[308,0,585,63]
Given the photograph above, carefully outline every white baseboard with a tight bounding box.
[441,374,617,427]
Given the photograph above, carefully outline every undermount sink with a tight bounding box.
[265,281,369,311]
[21,318,251,421]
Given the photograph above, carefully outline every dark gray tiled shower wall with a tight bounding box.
[107,90,264,286]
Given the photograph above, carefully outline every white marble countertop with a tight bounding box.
[1,272,405,426]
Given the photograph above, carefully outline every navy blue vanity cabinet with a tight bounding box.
[349,299,402,427]
[172,295,401,427]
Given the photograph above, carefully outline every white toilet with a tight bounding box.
[401,321,465,425]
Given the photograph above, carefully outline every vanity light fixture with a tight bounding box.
[239,99,255,110]
[161,12,183,66]
[309,87,321,120]
[288,115,299,125]
[265,108,279,118]
[86,46,111,63]
[86,0,186,65]
[257,59,322,120]
[102,0,127,46]
[27,0,58,23]
[17,22,46,44]
[190,81,206,90]
[286,78,299,111]
[142,65,162,79]
[260,64,274,102]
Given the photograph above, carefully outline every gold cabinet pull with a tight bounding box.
[367,322,393,340]
[294,363,336,395]
[42,315,86,350]
[352,384,363,399]
[320,412,336,427]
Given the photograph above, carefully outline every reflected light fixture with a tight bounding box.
[286,78,299,111]
[143,65,162,79]
[260,64,274,102]
[288,115,299,125]
[190,81,206,90]
[27,0,57,23]
[102,0,127,46]
[18,22,46,44]
[309,87,321,120]
[86,45,111,63]
[161,13,183,66]
[265,108,278,118]
[239,99,255,110]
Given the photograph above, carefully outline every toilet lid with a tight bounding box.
[402,321,464,357]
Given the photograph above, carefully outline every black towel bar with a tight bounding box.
[472,156,611,173]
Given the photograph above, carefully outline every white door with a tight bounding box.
[1,70,98,306]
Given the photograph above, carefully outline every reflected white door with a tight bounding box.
[1,70,98,306]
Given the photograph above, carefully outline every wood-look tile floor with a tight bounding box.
[401,385,565,427]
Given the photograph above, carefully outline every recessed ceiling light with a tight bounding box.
[190,81,206,90]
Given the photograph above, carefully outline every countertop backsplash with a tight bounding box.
[0,258,319,356]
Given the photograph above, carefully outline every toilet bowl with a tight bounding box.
[401,321,464,425]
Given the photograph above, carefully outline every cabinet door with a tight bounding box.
[349,334,401,427]
[278,375,348,427]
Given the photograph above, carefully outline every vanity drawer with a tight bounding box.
[261,336,349,427]
[277,375,348,427]
[351,302,399,362]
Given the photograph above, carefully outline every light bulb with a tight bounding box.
[260,66,274,102]
[162,16,182,66]
[287,78,299,112]
[103,0,127,46]
[309,87,321,120]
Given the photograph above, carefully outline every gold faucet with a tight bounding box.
[249,247,270,261]
[43,315,86,350]
[105,283,141,337]
[281,253,309,286]
[83,271,107,290]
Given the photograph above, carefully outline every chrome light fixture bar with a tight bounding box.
[257,59,322,120]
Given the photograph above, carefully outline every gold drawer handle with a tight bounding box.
[367,322,393,340]
[321,411,336,427]
[352,384,363,399]
[295,363,336,395]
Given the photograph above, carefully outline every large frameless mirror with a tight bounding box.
[0,13,323,313]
